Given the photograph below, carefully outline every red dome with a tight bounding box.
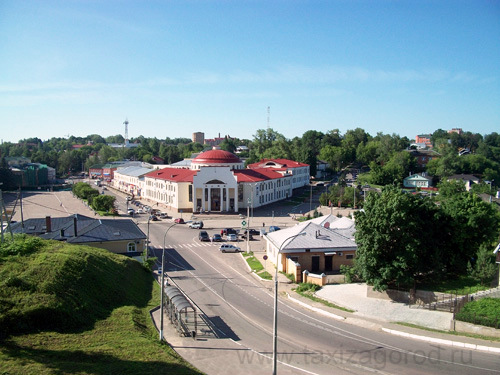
[193,148,242,164]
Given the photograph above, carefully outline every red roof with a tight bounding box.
[145,168,196,182]
[247,158,309,169]
[233,169,286,182]
[193,148,242,164]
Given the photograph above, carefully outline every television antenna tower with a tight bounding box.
[123,118,129,142]
[267,106,270,129]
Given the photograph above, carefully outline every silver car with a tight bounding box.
[219,244,241,253]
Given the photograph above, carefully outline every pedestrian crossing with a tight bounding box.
[164,241,230,249]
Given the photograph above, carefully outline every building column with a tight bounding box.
[207,187,211,212]
[234,188,238,212]
[219,188,224,212]
[201,186,205,212]
[225,187,230,212]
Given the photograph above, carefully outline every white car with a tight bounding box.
[189,222,202,229]
[226,233,238,241]
[219,244,241,253]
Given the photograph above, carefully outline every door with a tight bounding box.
[311,256,320,273]
[325,255,333,272]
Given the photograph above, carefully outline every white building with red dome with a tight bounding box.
[136,147,309,213]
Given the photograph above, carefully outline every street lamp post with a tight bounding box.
[159,223,177,341]
[273,231,306,375]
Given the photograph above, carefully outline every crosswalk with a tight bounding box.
[163,241,230,249]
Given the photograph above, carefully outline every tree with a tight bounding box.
[467,243,497,286]
[354,187,443,291]
[91,195,116,213]
[436,179,466,199]
[439,192,500,273]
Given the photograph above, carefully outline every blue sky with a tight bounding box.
[1,0,499,143]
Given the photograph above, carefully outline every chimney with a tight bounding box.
[45,216,51,233]
[73,216,78,237]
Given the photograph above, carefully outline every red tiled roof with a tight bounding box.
[145,168,196,182]
[233,169,286,182]
[193,149,242,164]
[247,158,309,169]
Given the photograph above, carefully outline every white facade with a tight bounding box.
[116,148,310,213]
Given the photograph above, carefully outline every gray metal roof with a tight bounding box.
[11,215,146,244]
[265,218,357,253]
[115,166,153,177]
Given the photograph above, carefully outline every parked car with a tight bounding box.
[149,215,159,221]
[269,226,281,232]
[127,208,135,216]
[174,218,185,224]
[219,244,241,253]
[222,228,238,236]
[199,231,210,241]
[189,221,204,229]
[136,208,144,214]
[159,212,169,219]
[211,234,223,242]
[226,233,238,242]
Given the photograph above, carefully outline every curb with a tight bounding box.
[382,328,500,354]
[286,292,345,321]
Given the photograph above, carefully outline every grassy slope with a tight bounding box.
[0,237,202,374]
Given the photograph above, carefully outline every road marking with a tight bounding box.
[174,245,500,373]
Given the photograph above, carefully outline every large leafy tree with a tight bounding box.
[354,187,446,291]
[439,192,500,273]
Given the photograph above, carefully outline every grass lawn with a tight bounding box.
[242,252,272,280]
[0,236,201,375]
[0,285,201,374]
[417,275,492,295]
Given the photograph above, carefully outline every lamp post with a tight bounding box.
[273,231,306,374]
[159,223,177,341]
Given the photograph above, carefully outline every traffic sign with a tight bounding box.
[241,220,247,226]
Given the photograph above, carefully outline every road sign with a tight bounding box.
[241,220,247,226]
[263,255,268,260]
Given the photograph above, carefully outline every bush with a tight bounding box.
[340,264,362,283]
[295,282,321,293]
[455,298,500,329]
[0,235,44,258]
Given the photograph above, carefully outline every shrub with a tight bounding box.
[455,298,500,329]
[295,282,321,293]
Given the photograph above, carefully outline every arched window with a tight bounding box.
[127,242,136,252]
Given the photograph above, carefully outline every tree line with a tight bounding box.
[1,128,499,187]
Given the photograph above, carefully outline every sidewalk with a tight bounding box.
[250,252,500,353]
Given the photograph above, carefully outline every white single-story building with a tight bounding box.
[265,214,357,281]
[403,173,433,188]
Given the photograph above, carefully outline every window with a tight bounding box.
[346,254,354,260]
[127,242,136,252]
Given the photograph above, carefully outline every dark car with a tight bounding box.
[269,226,281,232]
[211,234,223,242]
[222,228,238,236]
[149,215,159,221]
[243,229,259,235]
[199,231,210,241]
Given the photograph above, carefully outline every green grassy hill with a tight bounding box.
[0,235,202,374]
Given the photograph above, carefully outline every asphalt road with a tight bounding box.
[145,223,500,375]
[5,189,499,374]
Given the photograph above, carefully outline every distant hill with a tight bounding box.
[0,235,152,338]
